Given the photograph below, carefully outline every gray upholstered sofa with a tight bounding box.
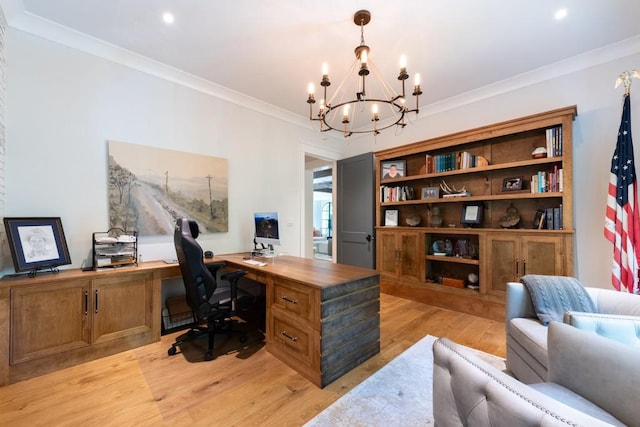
[506,280,640,384]
[433,322,640,426]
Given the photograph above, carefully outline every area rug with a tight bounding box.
[304,335,505,427]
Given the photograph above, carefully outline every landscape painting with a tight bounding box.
[107,141,228,236]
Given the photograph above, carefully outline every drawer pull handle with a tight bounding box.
[280,331,298,342]
[280,295,298,304]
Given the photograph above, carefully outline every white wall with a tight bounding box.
[342,47,640,289]
[3,28,342,273]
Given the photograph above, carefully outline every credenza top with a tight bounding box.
[0,254,379,291]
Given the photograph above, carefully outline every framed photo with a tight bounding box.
[461,202,484,227]
[421,187,440,200]
[3,217,71,275]
[502,176,523,192]
[385,209,399,226]
[381,160,406,180]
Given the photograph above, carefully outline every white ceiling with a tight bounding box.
[6,1,640,124]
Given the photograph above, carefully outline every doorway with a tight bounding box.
[312,166,333,261]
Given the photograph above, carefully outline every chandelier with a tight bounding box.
[306,10,422,137]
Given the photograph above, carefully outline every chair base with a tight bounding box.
[167,317,247,361]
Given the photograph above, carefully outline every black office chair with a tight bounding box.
[168,218,252,361]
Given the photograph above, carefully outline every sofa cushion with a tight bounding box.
[589,288,640,316]
[520,275,596,324]
[564,311,640,348]
[530,383,625,426]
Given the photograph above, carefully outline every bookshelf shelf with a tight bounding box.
[374,106,577,321]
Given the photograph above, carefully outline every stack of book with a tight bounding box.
[546,126,563,157]
[380,185,415,202]
[531,166,563,193]
[533,205,563,230]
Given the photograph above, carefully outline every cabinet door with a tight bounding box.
[92,273,153,344]
[399,232,421,280]
[377,231,399,275]
[485,235,519,294]
[11,280,92,364]
[521,235,565,277]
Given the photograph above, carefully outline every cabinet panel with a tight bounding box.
[487,237,518,293]
[399,232,421,279]
[11,280,92,364]
[521,236,565,276]
[92,273,153,344]
[485,234,565,294]
[378,231,398,275]
[376,230,422,280]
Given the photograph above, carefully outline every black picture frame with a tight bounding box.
[461,202,484,227]
[381,160,406,180]
[502,176,523,192]
[3,217,71,275]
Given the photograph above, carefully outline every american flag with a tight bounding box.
[604,93,640,293]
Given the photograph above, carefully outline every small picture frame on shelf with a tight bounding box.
[461,202,484,227]
[3,217,72,275]
[385,209,399,226]
[421,187,440,200]
[502,176,523,192]
[381,160,406,180]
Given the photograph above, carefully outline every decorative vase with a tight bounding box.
[430,207,443,227]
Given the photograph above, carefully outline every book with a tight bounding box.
[533,208,545,229]
[385,210,398,226]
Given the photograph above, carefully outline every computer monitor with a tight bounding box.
[253,212,280,248]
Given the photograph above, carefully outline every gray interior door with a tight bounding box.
[337,152,375,268]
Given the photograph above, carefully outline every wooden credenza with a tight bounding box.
[0,255,380,388]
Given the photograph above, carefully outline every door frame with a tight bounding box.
[300,143,341,260]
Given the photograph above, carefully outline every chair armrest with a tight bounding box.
[547,322,640,427]
[506,282,536,323]
[206,261,227,276]
[220,269,247,311]
[563,311,640,347]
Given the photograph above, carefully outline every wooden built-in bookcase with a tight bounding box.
[374,106,577,321]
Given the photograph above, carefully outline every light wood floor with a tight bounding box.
[0,293,506,426]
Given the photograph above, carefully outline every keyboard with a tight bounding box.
[243,259,267,267]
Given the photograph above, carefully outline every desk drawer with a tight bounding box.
[270,307,314,366]
[272,279,317,324]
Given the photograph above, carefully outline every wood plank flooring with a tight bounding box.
[0,293,506,426]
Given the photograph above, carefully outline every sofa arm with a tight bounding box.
[547,322,640,427]
[563,311,640,347]
[433,336,613,426]
[506,282,537,323]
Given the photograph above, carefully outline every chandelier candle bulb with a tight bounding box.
[372,103,379,121]
[322,62,328,78]
[307,83,315,103]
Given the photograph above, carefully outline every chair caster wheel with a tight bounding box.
[168,347,177,356]
[239,334,248,344]
[204,351,213,361]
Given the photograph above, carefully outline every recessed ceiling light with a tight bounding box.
[555,9,568,20]
[162,12,175,24]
